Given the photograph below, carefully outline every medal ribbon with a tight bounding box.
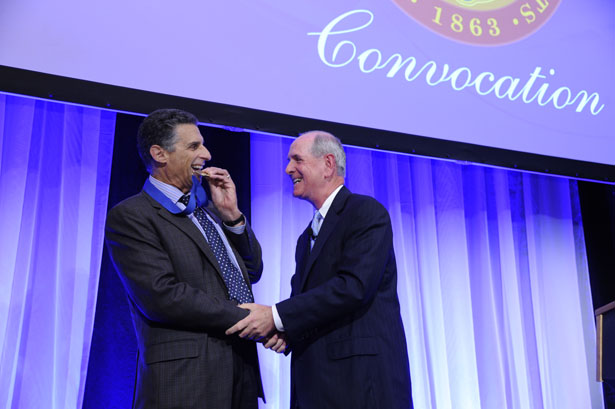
[143,175,207,215]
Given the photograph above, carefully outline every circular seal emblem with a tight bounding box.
[393,0,560,46]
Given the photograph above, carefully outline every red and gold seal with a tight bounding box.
[393,0,560,46]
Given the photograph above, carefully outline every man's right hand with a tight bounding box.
[225,303,275,341]
[263,332,287,354]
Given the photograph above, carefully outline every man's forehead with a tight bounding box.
[288,141,309,158]
[176,124,203,143]
[290,135,313,151]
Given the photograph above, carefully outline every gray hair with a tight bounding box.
[306,131,346,177]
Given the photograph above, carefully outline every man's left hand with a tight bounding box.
[226,303,275,341]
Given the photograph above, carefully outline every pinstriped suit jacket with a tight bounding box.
[276,186,412,409]
[105,190,264,409]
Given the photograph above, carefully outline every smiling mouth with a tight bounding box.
[191,164,210,177]
[292,178,302,185]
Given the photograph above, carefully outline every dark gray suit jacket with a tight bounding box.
[105,190,264,409]
[276,186,412,409]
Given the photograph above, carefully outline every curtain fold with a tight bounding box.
[0,94,115,409]
[250,133,603,409]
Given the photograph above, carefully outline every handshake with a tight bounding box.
[226,303,287,354]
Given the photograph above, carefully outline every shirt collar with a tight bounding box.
[148,175,189,205]
[316,184,344,219]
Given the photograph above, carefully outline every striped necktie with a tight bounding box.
[310,211,323,249]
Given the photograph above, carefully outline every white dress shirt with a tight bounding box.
[272,184,344,331]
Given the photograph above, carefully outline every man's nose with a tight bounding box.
[200,146,212,161]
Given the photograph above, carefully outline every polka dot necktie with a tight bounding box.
[179,195,254,304]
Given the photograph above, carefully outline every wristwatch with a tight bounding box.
[223,213,245,227]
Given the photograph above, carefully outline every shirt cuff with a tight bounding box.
[224,223,246,235]
[272,304,285,332]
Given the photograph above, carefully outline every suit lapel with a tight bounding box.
[292,224,312,294]
[297,186,351,292]
[143,191,225,280]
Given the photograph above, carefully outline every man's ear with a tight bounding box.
[323,153,336,178]
[150,145,167,164]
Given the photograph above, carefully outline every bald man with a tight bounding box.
[227,131,412,409]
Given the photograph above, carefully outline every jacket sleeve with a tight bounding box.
[223,220,264,285]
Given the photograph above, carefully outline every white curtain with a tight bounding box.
[250,133,603,409]
[0,94,115,409]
